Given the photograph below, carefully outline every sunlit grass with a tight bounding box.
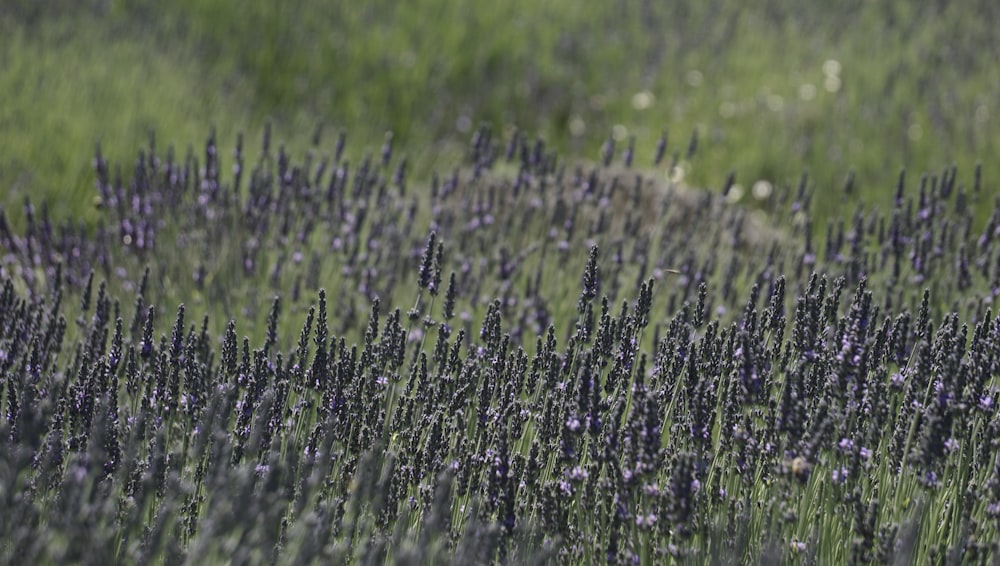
[3,1,999,235]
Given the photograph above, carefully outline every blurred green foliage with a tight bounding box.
[2,0,999,226]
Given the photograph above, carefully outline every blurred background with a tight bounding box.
[2,0,998,228]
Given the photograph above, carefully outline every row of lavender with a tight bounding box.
[2,127,1000,563]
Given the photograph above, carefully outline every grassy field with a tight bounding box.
[3,1,999,227]
[4,2,1000,564]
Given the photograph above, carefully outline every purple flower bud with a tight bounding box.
[944,438,959,454]
[635,513,657,527]
[832,467,849,485]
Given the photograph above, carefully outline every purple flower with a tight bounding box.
[566,417,581,432]
[635,513,657,527]
[831,467,849,485]
[407,328,424,343]
[944,438,959,454]
[980,395,995,411]
[922,470,940,487]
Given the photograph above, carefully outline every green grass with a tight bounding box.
[3,1,1000,232]
[0,15,245,226]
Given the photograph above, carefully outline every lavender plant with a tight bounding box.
[2,126,1000,564]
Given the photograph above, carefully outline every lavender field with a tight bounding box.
[2,125,1000,564]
